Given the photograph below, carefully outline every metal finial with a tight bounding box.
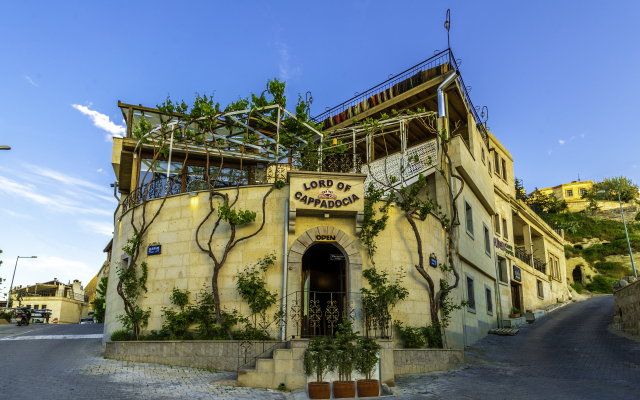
[444,9,451,49]
[481,106,489,127]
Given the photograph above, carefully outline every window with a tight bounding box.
[481,148,485,163]
[483,224,491,257]
[466,275,476,313]
[485,285,493,315]
[567,189,573,197]
[555,259,560,280]
[498,258,508,283]
[537,279,544,298]
[494,214,501,235]
[502,218,508,240]
[34,305,39,310]
[465,200,474,237]
[488,161,492,175]
[502,159,507,181]
[580,188,586,196]
[494,153,500,175]
[41,305,46,310]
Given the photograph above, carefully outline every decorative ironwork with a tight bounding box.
[309,299,322,329]
[515,246,532,266]
[533,257,547,274]
[342,298,355,323]
[363,139,437,191]
[325,298,339,331]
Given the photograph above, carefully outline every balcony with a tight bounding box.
[363,139,437,191]
[514,246,547,274]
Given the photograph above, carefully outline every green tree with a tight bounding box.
[599,176,639,202]
[91,277,108,323]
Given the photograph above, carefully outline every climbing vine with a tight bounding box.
[91,276,108,323]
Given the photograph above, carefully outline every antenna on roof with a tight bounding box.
[444,9,451,49]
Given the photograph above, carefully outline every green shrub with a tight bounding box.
[510,307,522,315]
[303,336,336,383]
[1,312,11,323]
[138,330,172,341]
[570,282,584,294]
[585,275,617,294]
[594,261,633,279]
[355,337,381,381]
[395,321,426,348]
[635,212,640,221]
[110,330,132,341]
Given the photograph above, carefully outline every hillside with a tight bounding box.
[548,211,639,294]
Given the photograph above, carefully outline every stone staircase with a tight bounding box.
[237,339,308,390]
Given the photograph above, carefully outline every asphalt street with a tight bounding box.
[399,295,640,399]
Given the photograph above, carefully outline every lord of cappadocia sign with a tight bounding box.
[288,171,366,214]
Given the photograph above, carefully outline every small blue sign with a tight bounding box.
[429,256,438,268]
[147,245,161,255]
[512,265,522,282]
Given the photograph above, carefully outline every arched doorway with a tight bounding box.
[300,242,347,337]
[573,266,583,284]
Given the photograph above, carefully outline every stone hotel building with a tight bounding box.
[103,49,569,388]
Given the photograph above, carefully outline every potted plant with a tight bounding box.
[303,336,336,399]
[510,307,522,318]
[354,337,381,397]
[333,318,359,398]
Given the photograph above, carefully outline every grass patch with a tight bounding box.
[593,261,633,279]
[585,275,617,294]
[570,282,584,294]
[548,212,640,242]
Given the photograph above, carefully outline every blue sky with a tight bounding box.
[1,1,639,295]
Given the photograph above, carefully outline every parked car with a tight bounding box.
[79,318,94,324]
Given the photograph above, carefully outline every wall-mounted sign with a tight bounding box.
[294,179,360,209]
[330,254,345,260]
[289,172,365,215]
[147,245,162,255]
[315,234,336,241]
[429,253,438,268]
[512,265,522,282]
[494,238,514,257]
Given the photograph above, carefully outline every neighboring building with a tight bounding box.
[87,239,113,314]
[490,133,569,319]
[11,279,89,324]
[537,181,593,202]
[102,50,569,387]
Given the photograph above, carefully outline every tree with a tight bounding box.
[357,109,465,344]
[598,176,639,202]
[91,277,108,323]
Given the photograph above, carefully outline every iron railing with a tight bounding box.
[515,246,532,266]
[237,290,393,370]
[526,204,563,236]
[533,257,547,274]
[312,48,489,148]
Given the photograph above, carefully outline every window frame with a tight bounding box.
[494,214,501,236]
[466,274,476,313]
[485,284,493,316]
[481,148,485,164]
[483,223,492,257]
[494,152,500,175]
[567,189,573,197]
[537,279,544,299]
[502,218,508,240]
[41,304,46,310]
[501,158,507,181]
[498,257,508,283]
[465,199,474,239]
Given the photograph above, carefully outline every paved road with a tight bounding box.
[399,295,640,399]
[0,323,286,400]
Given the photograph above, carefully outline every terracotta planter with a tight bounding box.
[510,313,521,318]
[333,381,356,398]
[308,382,331,399]
[357,379,379,397]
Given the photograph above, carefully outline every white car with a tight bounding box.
[78,318,95,324]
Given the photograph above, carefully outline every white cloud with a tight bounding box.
[0,174,112,215]
[25,76,38,87]
[79,220,113,236]
[72,104,125,140]
[1,208,34,220]
[580,134,585,138]
[548,149,552,155]
[559,140,565,145]
[570,136,575,140]
[97,169,103,172]
[24,256,95,284]
[22,163,111,195]
[276,43,301,81]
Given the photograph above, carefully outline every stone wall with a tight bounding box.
[393,349,465,375]
[613,280,640,336]
[105,340,284,371]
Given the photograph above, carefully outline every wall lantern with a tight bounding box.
[429,253,438,268]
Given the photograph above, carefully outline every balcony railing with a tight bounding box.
[363,139,437,191]
[515,246,532,266]
[533,257,547,274]
[526,204,563,236]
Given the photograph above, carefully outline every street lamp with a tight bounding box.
[0,146,10,150]
[7,256,37,308]
[598,190,637,278]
